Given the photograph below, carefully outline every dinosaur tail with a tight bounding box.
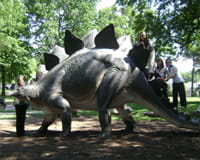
[129,70,200,130]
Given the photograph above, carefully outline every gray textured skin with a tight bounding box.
[9,26,200,137]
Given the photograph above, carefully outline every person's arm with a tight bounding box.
[134,40,145,48]
[144,39,153,51]
[147,49,155,73]
[163,69,167,79]
[166,66,177,81]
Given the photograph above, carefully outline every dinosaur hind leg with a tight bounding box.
[97,69,129,137]
[117,104,136,132]
[98,107,112,138]
[60,107,72,136]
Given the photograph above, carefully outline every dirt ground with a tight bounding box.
[0,114,200,160]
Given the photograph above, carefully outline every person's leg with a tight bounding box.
[15,104,28,136]
[179,82,187,112]
[0,99,7,109]
[172,83,178,109]
[162,82,168,97]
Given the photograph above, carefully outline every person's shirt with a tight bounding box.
[129,38,155,73]
[154,66,167,78]
[14,84,28,105]
[166,65,184,83]
[135,38,153,52]
[147,49,155,73]
[136,39,155,73]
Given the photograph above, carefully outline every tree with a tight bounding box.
[24,0,99,61]
[95,4,160,48]
[116,0,200,97]
[186,44,200,96]
[95,6,138,40]
[116,0,200,56]
[0,0,35,96]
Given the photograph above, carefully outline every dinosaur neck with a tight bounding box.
[24,84,40,99]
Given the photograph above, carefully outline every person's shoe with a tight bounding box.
[143,112,160,117]
[173,108,179,114]
[183,113,191,120]
[192,111,200,117]
[17,131,25,137]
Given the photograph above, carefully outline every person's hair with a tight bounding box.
[165,58,172,63]
[156,57,164,68]
[17,75,24,80]
[17,75,25,85]
[165,58,173,68]
[139,31,147,40]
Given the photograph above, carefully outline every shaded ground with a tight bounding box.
[0,114,200,160]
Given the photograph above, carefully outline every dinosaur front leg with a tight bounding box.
[38,112,57,134]
[98,108,112,138]
[48,95,72,136]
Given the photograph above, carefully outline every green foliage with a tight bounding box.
[95,6,137,40]
[95,5,160,46]
[181,71,200,83]
[24,0,99,60]
[181,72,192,83]
[0,0,35,84]
[116,0,200,57]
[1,0,199,86]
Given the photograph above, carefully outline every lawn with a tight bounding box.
[0,95,199,121]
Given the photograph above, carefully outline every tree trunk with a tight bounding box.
[191,56,195,97]
[1,65,6,96]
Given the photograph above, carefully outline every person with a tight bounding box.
[14,75,29,136]
[165,58,188,113]
[152,57,168,97]
[0,98,7,110]
[144,58,172,117]
[129,31,155,79]
[36,64,48,81]
[154,57,167,79]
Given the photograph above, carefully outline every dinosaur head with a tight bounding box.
[8,85,39,103]
[8,87,26,99]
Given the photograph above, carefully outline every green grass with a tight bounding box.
[0,108,44,120]
[128,103,165,121]
[0,96,14,103]
[0,95,199,121]
[0,114,16,120]
[129,97,200,121]
[168,97,200,114]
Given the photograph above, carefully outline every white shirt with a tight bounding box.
[154,67,167,78]
[167,65,184,83]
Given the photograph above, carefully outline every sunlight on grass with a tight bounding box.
[128,103,165,121]
[0,109,44,120]
[169,97,200,113]
[0,96,199,120]
[0,114,16,120]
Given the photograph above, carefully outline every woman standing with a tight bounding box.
[14,75,29,136]
[165,58,187,113]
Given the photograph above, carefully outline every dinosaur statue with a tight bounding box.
[9,24,200,138]
[44,28,98,71]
